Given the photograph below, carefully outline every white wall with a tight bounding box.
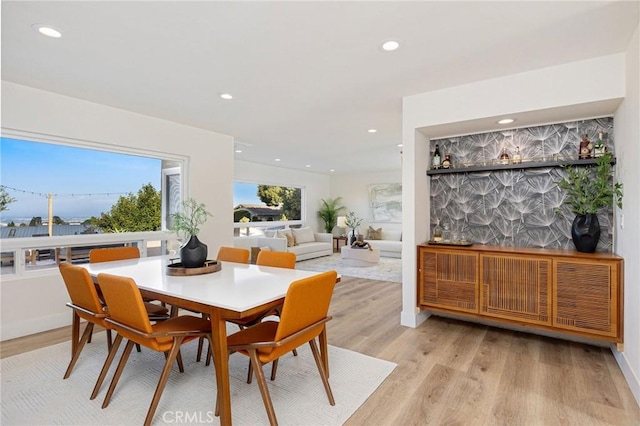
[613,24,640,404]
[330,170,402,234]
[402,52,638,402]
[234,160,331,233]
[1,81,234,340]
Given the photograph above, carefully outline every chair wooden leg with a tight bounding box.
[270,359,279,381]
[144,337,185,426]
[249,349,278,426]
[247,360,253,384]
[205,342,212,367]
[71,311,80,359]
[292,348,298,356]
[309,339,335,406]
[106,329,113,351]
[196,336,204,362]
[136,343,142,353]
[176,349,184,373]
[102,340,135,409]
[64,322,94,379]
[91,334,124,400]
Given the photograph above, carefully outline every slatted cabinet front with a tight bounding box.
[417,244,623,344]
[480,254,552,326]
[418,248,478,314]
[554,259,620,338]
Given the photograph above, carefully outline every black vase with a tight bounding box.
[349,229,357,245]
[180,235,208,268]
[571,213,601,253]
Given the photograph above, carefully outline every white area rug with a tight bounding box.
[1,331,396,425]
[296,253,402,283]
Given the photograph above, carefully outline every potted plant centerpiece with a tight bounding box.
[556,152,623,253]
[344,211,363,245]
[171,198,213,267]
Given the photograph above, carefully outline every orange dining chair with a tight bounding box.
[219,270,338,425]
[59,263,113,379]
[92,273,214,426]
[201,250,298,368]
[90,246,169,318]
[89,246,169,354]
[216,246,250,264]
[193,246,250,362]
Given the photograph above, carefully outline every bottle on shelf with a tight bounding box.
[432,144,442,169]
[432,219,443,242]
[499,147,510,165]
[512,146,522,164]
[442,221,451,242]
[593,130,606,158]
[579,134,592,159]
[441,153,452,169]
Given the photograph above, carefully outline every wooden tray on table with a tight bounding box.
[166,259,221,276]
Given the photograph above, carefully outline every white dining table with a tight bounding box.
[79,255,334,426]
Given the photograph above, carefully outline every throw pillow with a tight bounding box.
[292,227,315,244]
[276,230,295,247]
[367,226,382,240]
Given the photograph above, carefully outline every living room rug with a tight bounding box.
[1,331,396,425]
[296,253,402,283]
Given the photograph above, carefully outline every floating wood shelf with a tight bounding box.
[426,157,616,176]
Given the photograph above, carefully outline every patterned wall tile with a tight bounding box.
[429,117,614,251]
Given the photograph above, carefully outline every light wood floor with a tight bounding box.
[2,276,639,425]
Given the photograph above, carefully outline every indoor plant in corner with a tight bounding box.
[556,152,622,253]
[171,198,213,267]
[317,197,346,234]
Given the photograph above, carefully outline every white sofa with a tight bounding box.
[253,227,333,261]
[363,229,402,258]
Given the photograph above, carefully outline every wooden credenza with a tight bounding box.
[417,244,623,345]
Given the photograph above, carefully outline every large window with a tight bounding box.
[233,181,304,236]
[0,136,183,275]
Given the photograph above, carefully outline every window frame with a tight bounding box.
[233,180,306,232]
[0,128,187,279]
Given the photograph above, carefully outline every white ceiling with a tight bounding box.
[2,1,638,175]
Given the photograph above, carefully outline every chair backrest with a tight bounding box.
[90,246,140,264]
[97,273,155,339]
[58,263,107,324]
[256,250,296,269]
[217,246,250,264]
[275,270,337,346]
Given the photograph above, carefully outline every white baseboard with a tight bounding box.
[612,347,640,408]
[1,312,70,342]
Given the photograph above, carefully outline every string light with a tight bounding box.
[1,185,130,198]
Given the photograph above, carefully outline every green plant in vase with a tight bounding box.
[171,198,213,267]
[344,211,363,245]
[555,152,622,252]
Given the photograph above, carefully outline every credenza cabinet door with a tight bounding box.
[418,247,478,314]
[480,254,552,326]
[553,259,620,338]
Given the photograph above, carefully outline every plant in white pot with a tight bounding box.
[171,198,213,267]
[556,152,622,253]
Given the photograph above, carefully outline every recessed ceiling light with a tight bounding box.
[305,164,311,168]
[381,40,400,51]
[368,129,377,133]
[498,118,515,124]
[274,158,281,162]
[397,143,403,147]
[220,93,233,100]
[329,169,335,172]
[32,24,62,38]
[235,149,242,153]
